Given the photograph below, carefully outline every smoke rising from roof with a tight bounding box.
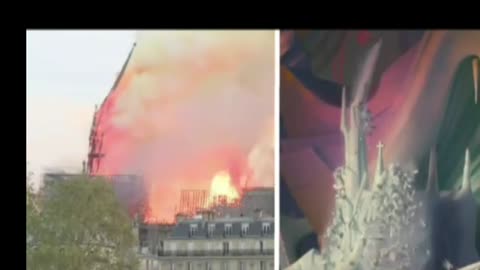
[94,31,275,221]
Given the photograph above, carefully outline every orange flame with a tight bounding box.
[208,171,239,205]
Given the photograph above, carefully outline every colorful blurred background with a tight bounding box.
[280,30,480,261]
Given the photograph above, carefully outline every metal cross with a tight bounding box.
[377,141,384,150]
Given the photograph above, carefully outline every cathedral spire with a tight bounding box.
[340,40,383,196]
[340,86,348,133]
[461,148,471,193]
[473,57,478,104]
[374,141,385,187]
[426,147,439,193]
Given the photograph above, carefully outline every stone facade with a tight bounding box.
[141,255,274,270]
[141,217,274,270]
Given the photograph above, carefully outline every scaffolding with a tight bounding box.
[86,43,136,175]
[178,190,209,216]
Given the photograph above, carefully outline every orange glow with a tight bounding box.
[89,31,274,223]
[208,171,239,205]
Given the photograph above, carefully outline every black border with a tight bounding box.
[24,5,480,29]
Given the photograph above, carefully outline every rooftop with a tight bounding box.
[170,217,274,240]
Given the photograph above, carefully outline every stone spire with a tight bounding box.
[340,85,358,196]
[340,86,348,134]
[473,57,478,104]
[108,41,136,96]
[339,40,383,196]
[426,147,439,193]
[350,39,384,107]
[374,141,385,187]
[461,148,471,193]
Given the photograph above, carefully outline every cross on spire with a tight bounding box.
[374,141,385,185]
[377,141,384,150]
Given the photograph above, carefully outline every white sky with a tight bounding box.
[27,30,136,186]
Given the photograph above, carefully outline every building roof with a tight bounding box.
[243,187,274,193]
[170,218,274,240]
[43,173,85,182]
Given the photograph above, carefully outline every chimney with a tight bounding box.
[254,208,263,219]
[198,209,214,221]
[175,213,187,223]
[82,160,87,174]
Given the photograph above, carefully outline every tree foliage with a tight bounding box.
[27,175,139,270]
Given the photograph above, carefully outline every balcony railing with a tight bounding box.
[156,249,274,257]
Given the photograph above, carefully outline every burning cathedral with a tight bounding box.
[83,32,276,270]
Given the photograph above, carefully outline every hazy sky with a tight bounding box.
[27,30,136,186]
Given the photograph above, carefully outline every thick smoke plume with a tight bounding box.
[95,31,274,221]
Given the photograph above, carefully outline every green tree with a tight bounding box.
[27,175,139,270]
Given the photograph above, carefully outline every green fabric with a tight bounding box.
[417,55,480,252]
[417,55,479,191]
